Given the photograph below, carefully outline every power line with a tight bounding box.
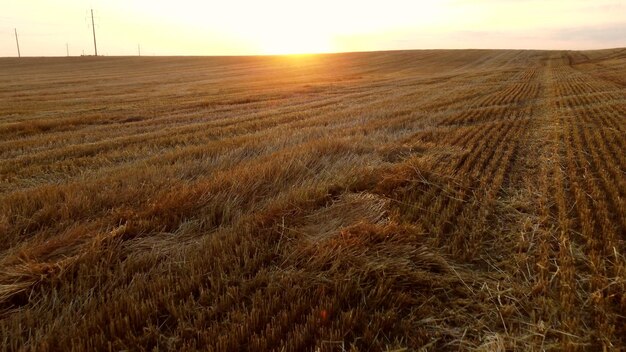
[14,28,21,57]
[90,9,98,56]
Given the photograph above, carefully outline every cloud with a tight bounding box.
[550,23,626,43]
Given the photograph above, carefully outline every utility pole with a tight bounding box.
[14,28,21,58]
[90,9,98,56]
[138,44,141,56]
[66,43,69,57]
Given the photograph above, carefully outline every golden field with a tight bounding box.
[0,49,625,351]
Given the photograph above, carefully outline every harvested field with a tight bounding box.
[0,49,625,351]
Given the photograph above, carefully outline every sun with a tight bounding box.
[258,30,334,55]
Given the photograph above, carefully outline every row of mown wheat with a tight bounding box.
[525,51,625,350]
[559,53,624,348]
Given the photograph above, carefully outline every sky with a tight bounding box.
[1,0,625,56]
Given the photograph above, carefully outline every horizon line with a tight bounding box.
[1,46,625,59]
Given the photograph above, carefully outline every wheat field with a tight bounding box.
[0,49,625,351]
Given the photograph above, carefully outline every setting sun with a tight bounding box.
[257,31,333,55]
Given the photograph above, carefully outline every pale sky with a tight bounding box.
[1,0,625,56]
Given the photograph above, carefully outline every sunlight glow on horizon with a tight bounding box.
[1,0,624,57]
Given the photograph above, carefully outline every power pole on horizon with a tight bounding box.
[14,28,21,58]
[90,9,98,56]
[138,44,141,56]
[66,43,69,57]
